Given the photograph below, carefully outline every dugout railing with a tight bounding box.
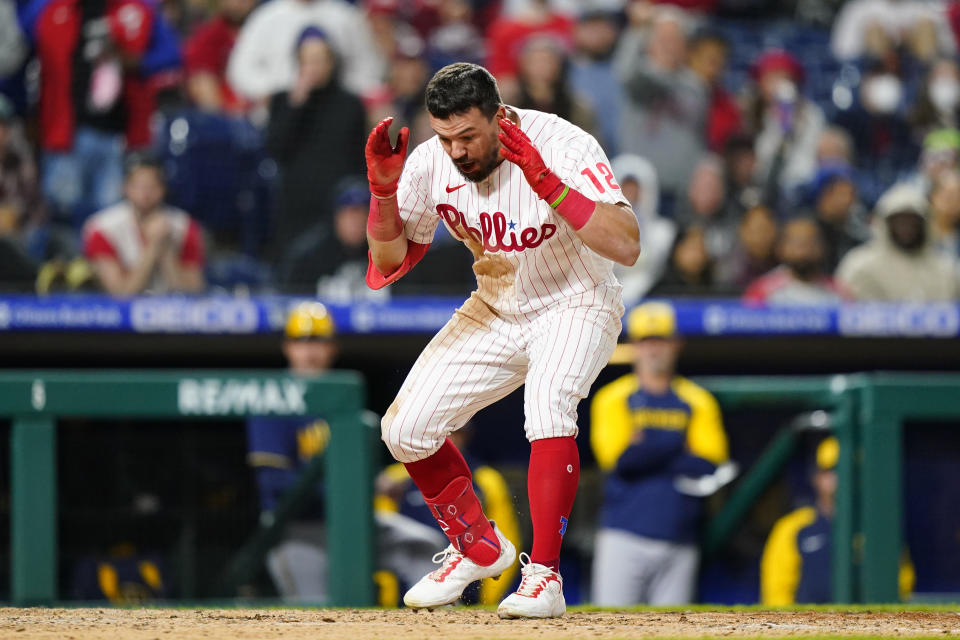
[1,370,375,606]
[698,373,960,603]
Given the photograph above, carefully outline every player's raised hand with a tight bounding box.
[365,117,410,198]
[497,118,561,201]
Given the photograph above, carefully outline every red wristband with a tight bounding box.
[545,182,596,230]
[367,195,403,242]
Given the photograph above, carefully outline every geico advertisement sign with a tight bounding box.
[131,299,259,333]
[838,303,959,337]
[178,378,307,415]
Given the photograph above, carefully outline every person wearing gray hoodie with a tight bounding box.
[611,154,676,305]
[836,183,960,300]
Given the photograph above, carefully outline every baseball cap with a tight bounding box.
[808,163,854,204]
[627,301,677,341]
[923,128,960,154]
[285,302,335,340]
[750,50,806,87]
[816,436,839,471]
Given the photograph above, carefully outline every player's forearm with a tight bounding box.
[574,202,641,266]
[367,194,408,275]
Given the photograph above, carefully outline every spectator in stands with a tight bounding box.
[569,8,623,154]
[909,128,960,195]
[0,96,39,291]
[514,35,597,138]
[612,154,676,306]
[426,0,487,70]
[591,301,730,605]
[247,301,337,601]
[183,0,256,114]
[367,33,432,144]
[723,133,762,216]
[927,169,960,265]
[226,0,384,102]
[83,157,205,296]
[910,58,960,141]
[484,0,573,100]
[278,178,384,300]
[649,224,726,297]
[744,50,825,199]
[834,61,919,196]
[743,217,849,305]
[716,204,779,291]
[0,0,27,80]
[837,183,960,301]
[816,127,854,167]
[616,5,707,201]
[266,27,367,260]
[677,154,739,260]
[831,0,955,64]
[21,0,181,224]
[761,437,915,604]
[799,164,870,273]
[687,27,741,153]
[375,424,521,606]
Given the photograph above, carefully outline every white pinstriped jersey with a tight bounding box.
[396,107,629,317]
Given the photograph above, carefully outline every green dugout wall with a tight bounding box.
[1,370,373,606]
[4,371,959,605]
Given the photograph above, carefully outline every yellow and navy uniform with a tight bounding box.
[246,416,331,514]
[375,459,521,604]
[591,373,728,543]
[761,506,916,605]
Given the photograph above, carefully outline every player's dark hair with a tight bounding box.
[425,63,502,120]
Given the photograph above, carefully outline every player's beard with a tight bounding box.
[454,131,502,183]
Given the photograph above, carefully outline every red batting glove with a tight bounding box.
[498,118,596,230]
[365,117,409,199]
[497,118,561,201]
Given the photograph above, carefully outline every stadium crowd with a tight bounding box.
[2,0,960,302]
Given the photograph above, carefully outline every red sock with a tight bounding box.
[528,436,580,573]
[404,438,501,566]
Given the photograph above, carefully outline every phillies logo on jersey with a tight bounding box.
[436,204,556,253]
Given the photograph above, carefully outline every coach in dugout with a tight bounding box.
[590,301,731,605]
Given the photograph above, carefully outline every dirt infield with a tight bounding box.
[2,608,959,639]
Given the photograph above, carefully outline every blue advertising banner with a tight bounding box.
[0,295,958,337]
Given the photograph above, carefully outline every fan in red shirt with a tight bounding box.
[484,0,573,96]
[83,157,206,295]
[183,0,256,114]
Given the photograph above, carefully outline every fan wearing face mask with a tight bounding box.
[744,50,826,202]
[910,58,960,139]
[833,62,920,197]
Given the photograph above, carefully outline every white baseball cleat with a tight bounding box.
[496,553,566,619]
[403,522,516,609]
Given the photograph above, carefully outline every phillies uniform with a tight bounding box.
[373,107,629,464]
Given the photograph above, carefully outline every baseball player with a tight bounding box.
[246,301,337,601]
[590,301,730,605]
[760,436,914,604]
[363,62,640,618]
